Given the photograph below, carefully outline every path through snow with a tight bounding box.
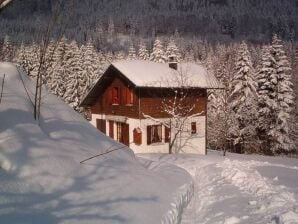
[138,151,298,224]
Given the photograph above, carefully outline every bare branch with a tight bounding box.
[0,0,13,10]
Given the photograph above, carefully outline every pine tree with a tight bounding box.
[80,40,98,93]
[150,38,167,63]
[257,45,276,153]
[270,35,295,153]
[128,43,137,59]
[165,38,181,62]
[63,40,84,112]
[48,37,68,98]
[25,43,40,79]
[15,43,27,70]
[1,35,13,62]
[138,42,149,60]
[229,41,257,153]
[115,51,126,60]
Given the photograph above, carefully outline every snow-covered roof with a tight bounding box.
[111,60,222,88]
[81,60,223,106]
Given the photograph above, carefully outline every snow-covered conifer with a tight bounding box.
[138,42,149,60]
[229,41,257,152]
[81,40,98,92]
[63,40,84,112]
[128,43,136,59]
[268,35,295,153]
[150,38,167,63]
[1,35,13,62]
[166,38,181,62]
[257,45,275,149]
[115,51,126,60]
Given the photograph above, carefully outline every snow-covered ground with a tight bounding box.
[0,62,193,224]
[138,151,298,224]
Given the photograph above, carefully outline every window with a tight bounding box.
[125,87,134,105]
[191,122,197,135]
[147,125,162,145]
[111,87,120,104]
[116,122,130,146]
[116,122,122,142]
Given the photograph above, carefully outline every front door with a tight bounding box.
[121,123,129,146]
[116,122,129,146]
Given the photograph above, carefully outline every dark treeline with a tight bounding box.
[1,0,298,45]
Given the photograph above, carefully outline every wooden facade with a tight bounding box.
[90,69,207,120]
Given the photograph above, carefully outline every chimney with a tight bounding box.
[168,55,178,70]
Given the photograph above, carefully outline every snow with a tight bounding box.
[0,62,193,224]
[138,151,298,224]
[111,60,222,89]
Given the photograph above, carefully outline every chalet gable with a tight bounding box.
[80,60,222,107]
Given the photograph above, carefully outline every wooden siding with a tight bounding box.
[91,72,207,119]
[91,76,139,119]
[139,88,207,118]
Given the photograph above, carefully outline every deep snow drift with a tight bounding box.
[139,152,298,224]
[0,62,193,224]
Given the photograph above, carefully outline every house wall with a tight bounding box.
[139,88,207,118]
[91,76,140,119]
[91,113,206,154]
[89,73,207,154]
[91,74,207,119]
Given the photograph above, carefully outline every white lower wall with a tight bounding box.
[91,113,206,154]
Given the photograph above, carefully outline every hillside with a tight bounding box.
[0,62,193,224]
[1,0,298,44]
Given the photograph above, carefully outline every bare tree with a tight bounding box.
[0,0,13,11]
[33,0,73,121]
[143,69,204,154]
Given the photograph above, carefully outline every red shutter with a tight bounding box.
[133,128,142,145]
[126,88,130,104]
[109,121,114,138]
[122,123,129,146]
[147,126,152,145]
[165,126,170,143]
[112,87,120,104]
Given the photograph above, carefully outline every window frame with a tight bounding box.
[191,122,197,135]
[147,125,162,144]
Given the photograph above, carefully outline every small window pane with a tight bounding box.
[191,122,196,134]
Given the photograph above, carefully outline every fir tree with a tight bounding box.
[165,38,181,62]
[63,40,84,112]
[48,37,68,98]
[1,35,13,62]
[150,38,167,63]
[115,51,126,60]
[138,42,149,60]
[81,39,98,91]
[229,42,257,153]
[257,45,276,153]
[15,42,27,70]
[128,43,136,59]
[270,35,295,153]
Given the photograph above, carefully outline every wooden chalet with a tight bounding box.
[80,60,222,154]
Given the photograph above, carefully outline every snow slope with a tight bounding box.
[0,62,193,224]
[139,151,298,224]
